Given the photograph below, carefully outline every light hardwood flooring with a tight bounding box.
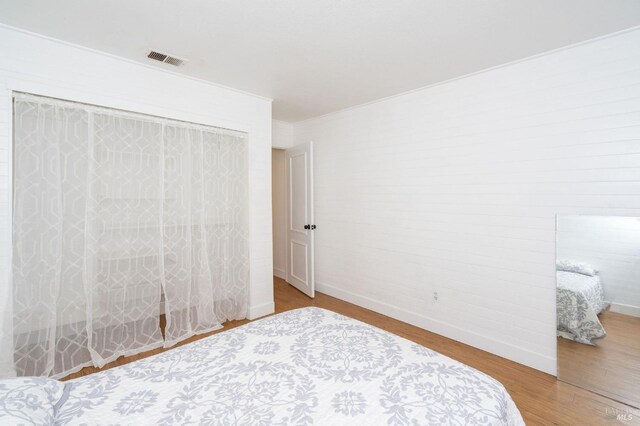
[64,277,640,425]
[558,310,640,409]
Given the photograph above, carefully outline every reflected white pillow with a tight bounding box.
[0,377,66,425]
[556,259,598,276]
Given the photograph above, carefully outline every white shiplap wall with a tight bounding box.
[293,28,640,374]
[557,215,640,316]
[0,25,275,373]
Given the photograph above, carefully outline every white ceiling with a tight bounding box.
[1,1,639,122]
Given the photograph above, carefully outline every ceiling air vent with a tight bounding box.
[147,50,186,67]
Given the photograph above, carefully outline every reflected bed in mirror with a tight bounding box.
[556,215,640,408]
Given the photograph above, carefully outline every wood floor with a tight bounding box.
[558,310,640,409]
[64,277,640,425]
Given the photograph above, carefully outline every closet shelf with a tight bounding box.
[101,223,233,231]
[98,197,177,201]
[97,149,176,162]
[97,254,178,263]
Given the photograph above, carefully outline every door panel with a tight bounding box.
[290,241,308,283]
[289,153,307,231]
[285,142,314,297]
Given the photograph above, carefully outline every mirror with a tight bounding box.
[556,215,640,408]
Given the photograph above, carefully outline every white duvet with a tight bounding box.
[51,307,524,425]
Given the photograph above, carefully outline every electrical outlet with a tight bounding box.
[433,291,438,302]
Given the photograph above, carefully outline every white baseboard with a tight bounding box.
[273,267,286,279]
[608,302,640,318]
[316,281,556,376]
[247,302,275,320]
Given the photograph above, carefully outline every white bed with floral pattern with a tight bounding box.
[1,307,524,425]
[556,270,608,345]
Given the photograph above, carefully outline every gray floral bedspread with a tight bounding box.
[53,307,523,425]
[557,271,607,345]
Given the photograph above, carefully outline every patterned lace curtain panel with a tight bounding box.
[9,93,249,378]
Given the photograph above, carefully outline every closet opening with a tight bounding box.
[10,92,249,378]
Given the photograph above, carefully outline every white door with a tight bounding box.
[285,142,315,297]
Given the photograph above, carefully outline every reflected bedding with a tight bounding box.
[557,270,607,345]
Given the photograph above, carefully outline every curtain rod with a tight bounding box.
[13,92,248,138]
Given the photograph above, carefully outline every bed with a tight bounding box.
[1,307,524,425]
[556,270,608,345]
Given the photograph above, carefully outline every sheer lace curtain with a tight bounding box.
[9,93,249,378]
